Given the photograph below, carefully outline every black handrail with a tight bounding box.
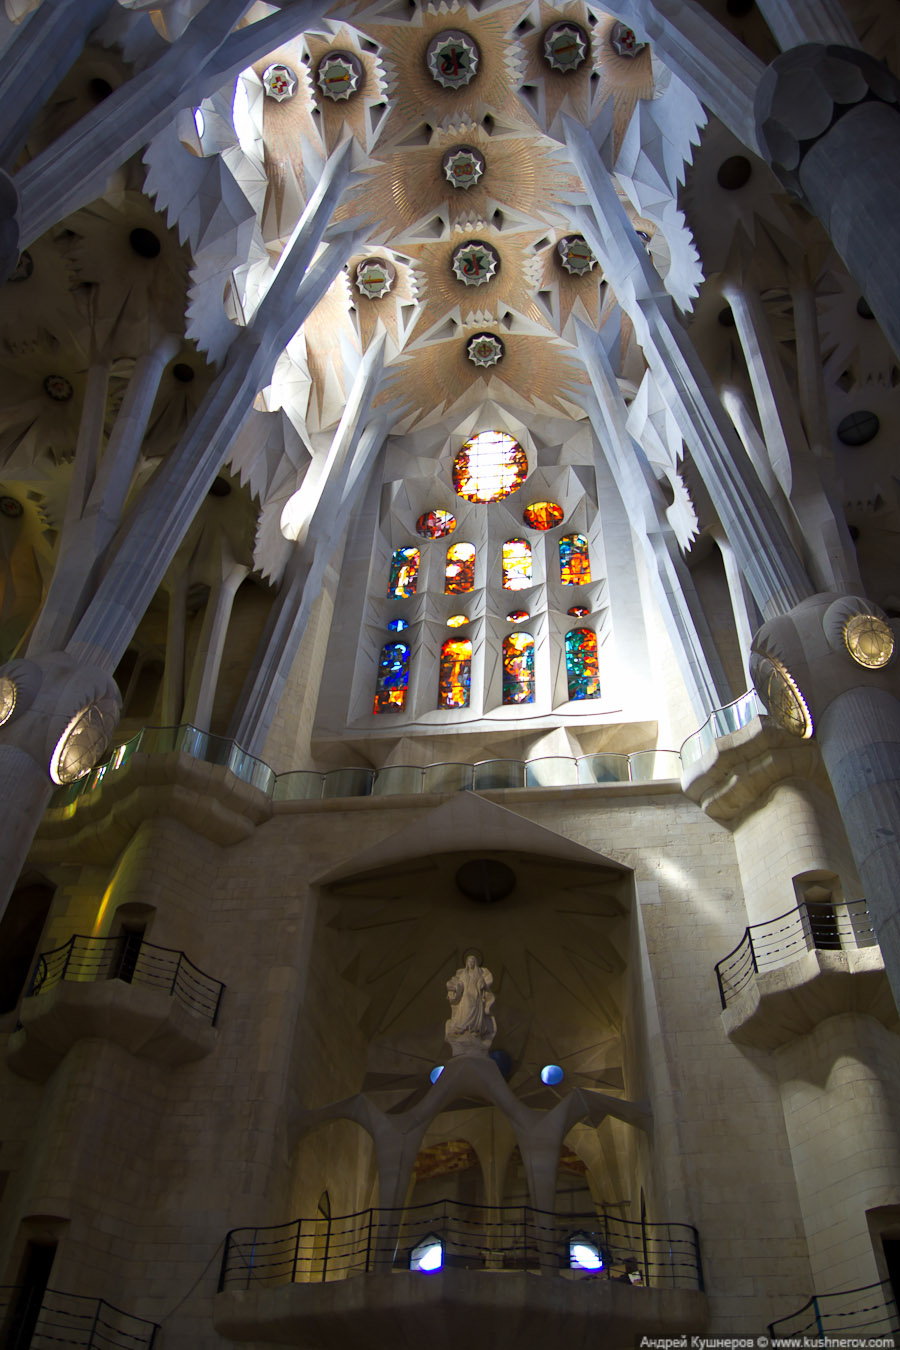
[218,1199,702,1291]
[768,1278,899,1340]
[23,934,225,1026]
[0,1285,159,1348]
[714,898,876,1009]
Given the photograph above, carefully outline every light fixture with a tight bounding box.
[49,697,119,786]
[410,1235,443,1272]
[569,1234,603,1270]
[0,676,16,726]
[843,613,894,669]
[541,1064,564,1085]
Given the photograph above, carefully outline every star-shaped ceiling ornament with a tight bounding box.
[262,63,298,101]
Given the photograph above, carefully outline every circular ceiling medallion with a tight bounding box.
[1,495,23,518]
[558,234,597,276]
[426,30,480,90]
[317,51,363,102]
[447,614,469,628]
[9,251,33,283]
[524,501,564,530]
[843,613,894,669]
[467,332,504,368]
[753,653,813,739]
[451,240,500,288]
[543,22,590,73]
[837,410,879,446]
[262,63,297,101]
[609,22,648,57]
[49,696,120,785]
[417,508,457,539]
[0,676,16,726]
[442,145,485,190]
[355,257,396,300]
[44,374,73,402]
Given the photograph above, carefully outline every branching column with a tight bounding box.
[564,116,813,620]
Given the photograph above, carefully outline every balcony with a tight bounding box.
[768,1279,899,1341]
[0,1286,158,1349]
[7,934,224,1079]
[714,900,893,1050]
[215,1201,707,1346]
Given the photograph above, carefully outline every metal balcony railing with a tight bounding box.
[714,899,877,1009]
[24,934,225,1026]
[768,1278,899,1341]
[218,1200,703,1291]
[0,1285,158,1349]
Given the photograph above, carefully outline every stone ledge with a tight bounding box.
[722,947,895,1051]
[7,978,218,1080]
[681,716,826,823]
[215,1269,708,1348]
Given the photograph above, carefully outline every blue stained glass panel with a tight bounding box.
[374,642,410,713]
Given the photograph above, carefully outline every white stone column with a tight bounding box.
[230,343,389,755]
[27,336,179,656]
[182,552,248,732]
[10,0,337,254]
[752,0,858,50]
[160,567,189,726]
[564,117,814,620]
[0,0,116,172]
[65,141,361,676]
[754,46,900,363]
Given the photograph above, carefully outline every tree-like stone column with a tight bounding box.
[751,594,900,1010]
[754,45,900,361]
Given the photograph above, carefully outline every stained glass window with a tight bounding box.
[502,538,532,590]
[453,430,528,503]
[388,547,419,597]
[387,617,409,632]
[523,501,564,531]
[445,542,476,593]
[502,632,535,704]
[373,642,410,713]
[559,533,591,585]
[417,508,457,539]
[567,605,589,618]
[565,628,600,700]
[438,638,472,708]
[506,609,529,623]
[447,614,468,628]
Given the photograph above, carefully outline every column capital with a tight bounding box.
[754,44,900,195]
[750,592,899,738]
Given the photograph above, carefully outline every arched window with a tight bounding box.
[502,538,532,590]
[565,628,600,700]
[373,642,410,713]
[559,533,591,585]
[388,547,419,598]
[502,632,535,704]
[445,542,476,594]
[438,638,472,708]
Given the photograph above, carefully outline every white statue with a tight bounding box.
[444,951,496,1057]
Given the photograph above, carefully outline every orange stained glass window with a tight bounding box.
[447,614,469,627]
[445,542,476,593]
[559,533,591,585]
[523,501,564,531]
[502,631,535,704]
[438,638,472,708]
[452,430,528,503]
[502,538,532,590]
[417,508,456,539]
[388,546,419,597]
